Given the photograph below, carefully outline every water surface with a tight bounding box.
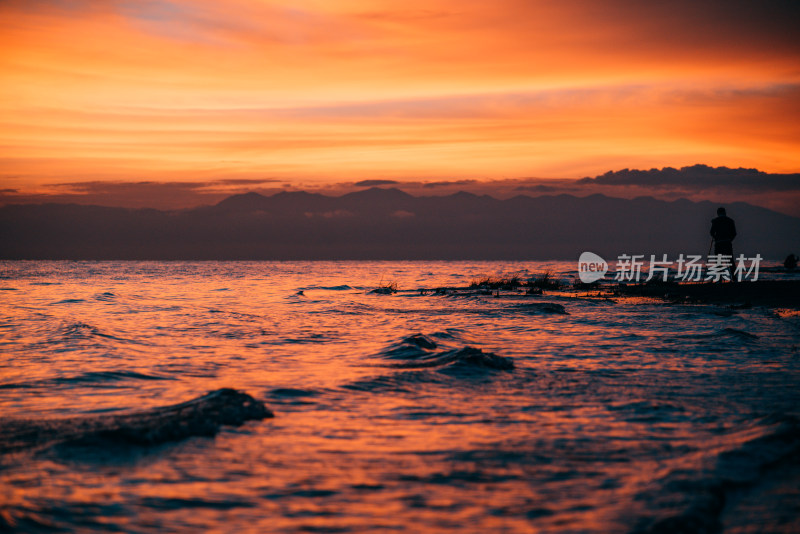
[1,261,799,532]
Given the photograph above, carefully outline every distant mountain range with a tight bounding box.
[2,188,798,260]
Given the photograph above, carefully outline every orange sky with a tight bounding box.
[1,0,799,196]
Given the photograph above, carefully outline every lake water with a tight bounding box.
[1,261,799,533]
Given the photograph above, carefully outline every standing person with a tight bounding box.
[710,207,736,257]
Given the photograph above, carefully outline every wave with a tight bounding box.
[379,333,513,370]
[266,387,322,407]
[508,302,569,315]
[394,301,568,318]
[137,496,257,511]
[297,285,353,291]
[60,321,113,340]
[0,388,272,455]
[268,387,319,398]
[719,327,759,340]
[343,333,514,393]
[672,327,760,343]
[0,370,175,390]
[382,333,440,359]
[343,373,435,393]
[628,415,800,533]
[386,346,514,371]
[47,321,144,348]
[53,370,176,384]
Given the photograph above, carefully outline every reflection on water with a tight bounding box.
[1,261,799,533]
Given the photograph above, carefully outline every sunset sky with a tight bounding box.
[1,0,799,206]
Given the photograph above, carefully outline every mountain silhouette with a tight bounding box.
[1,190,798,260]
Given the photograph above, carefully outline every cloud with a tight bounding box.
[53,180,205,193]
[208,178,279,187]
[496,0,800,60]
[422,180,478,188]
[580,165,800,192]
[354,179,399,187]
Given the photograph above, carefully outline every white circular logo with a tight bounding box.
[578,252,608,283]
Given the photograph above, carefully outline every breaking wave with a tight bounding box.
[628,415,800,533]
[378,333,513,371]
[343,334,514,393]
[385,346,514,371]
[0,388,272,455]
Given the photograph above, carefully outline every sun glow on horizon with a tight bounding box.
[2,0,799,194]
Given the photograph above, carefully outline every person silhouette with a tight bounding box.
[710,207,736,280]
[785,254,798,270]
[710,207,736,258]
